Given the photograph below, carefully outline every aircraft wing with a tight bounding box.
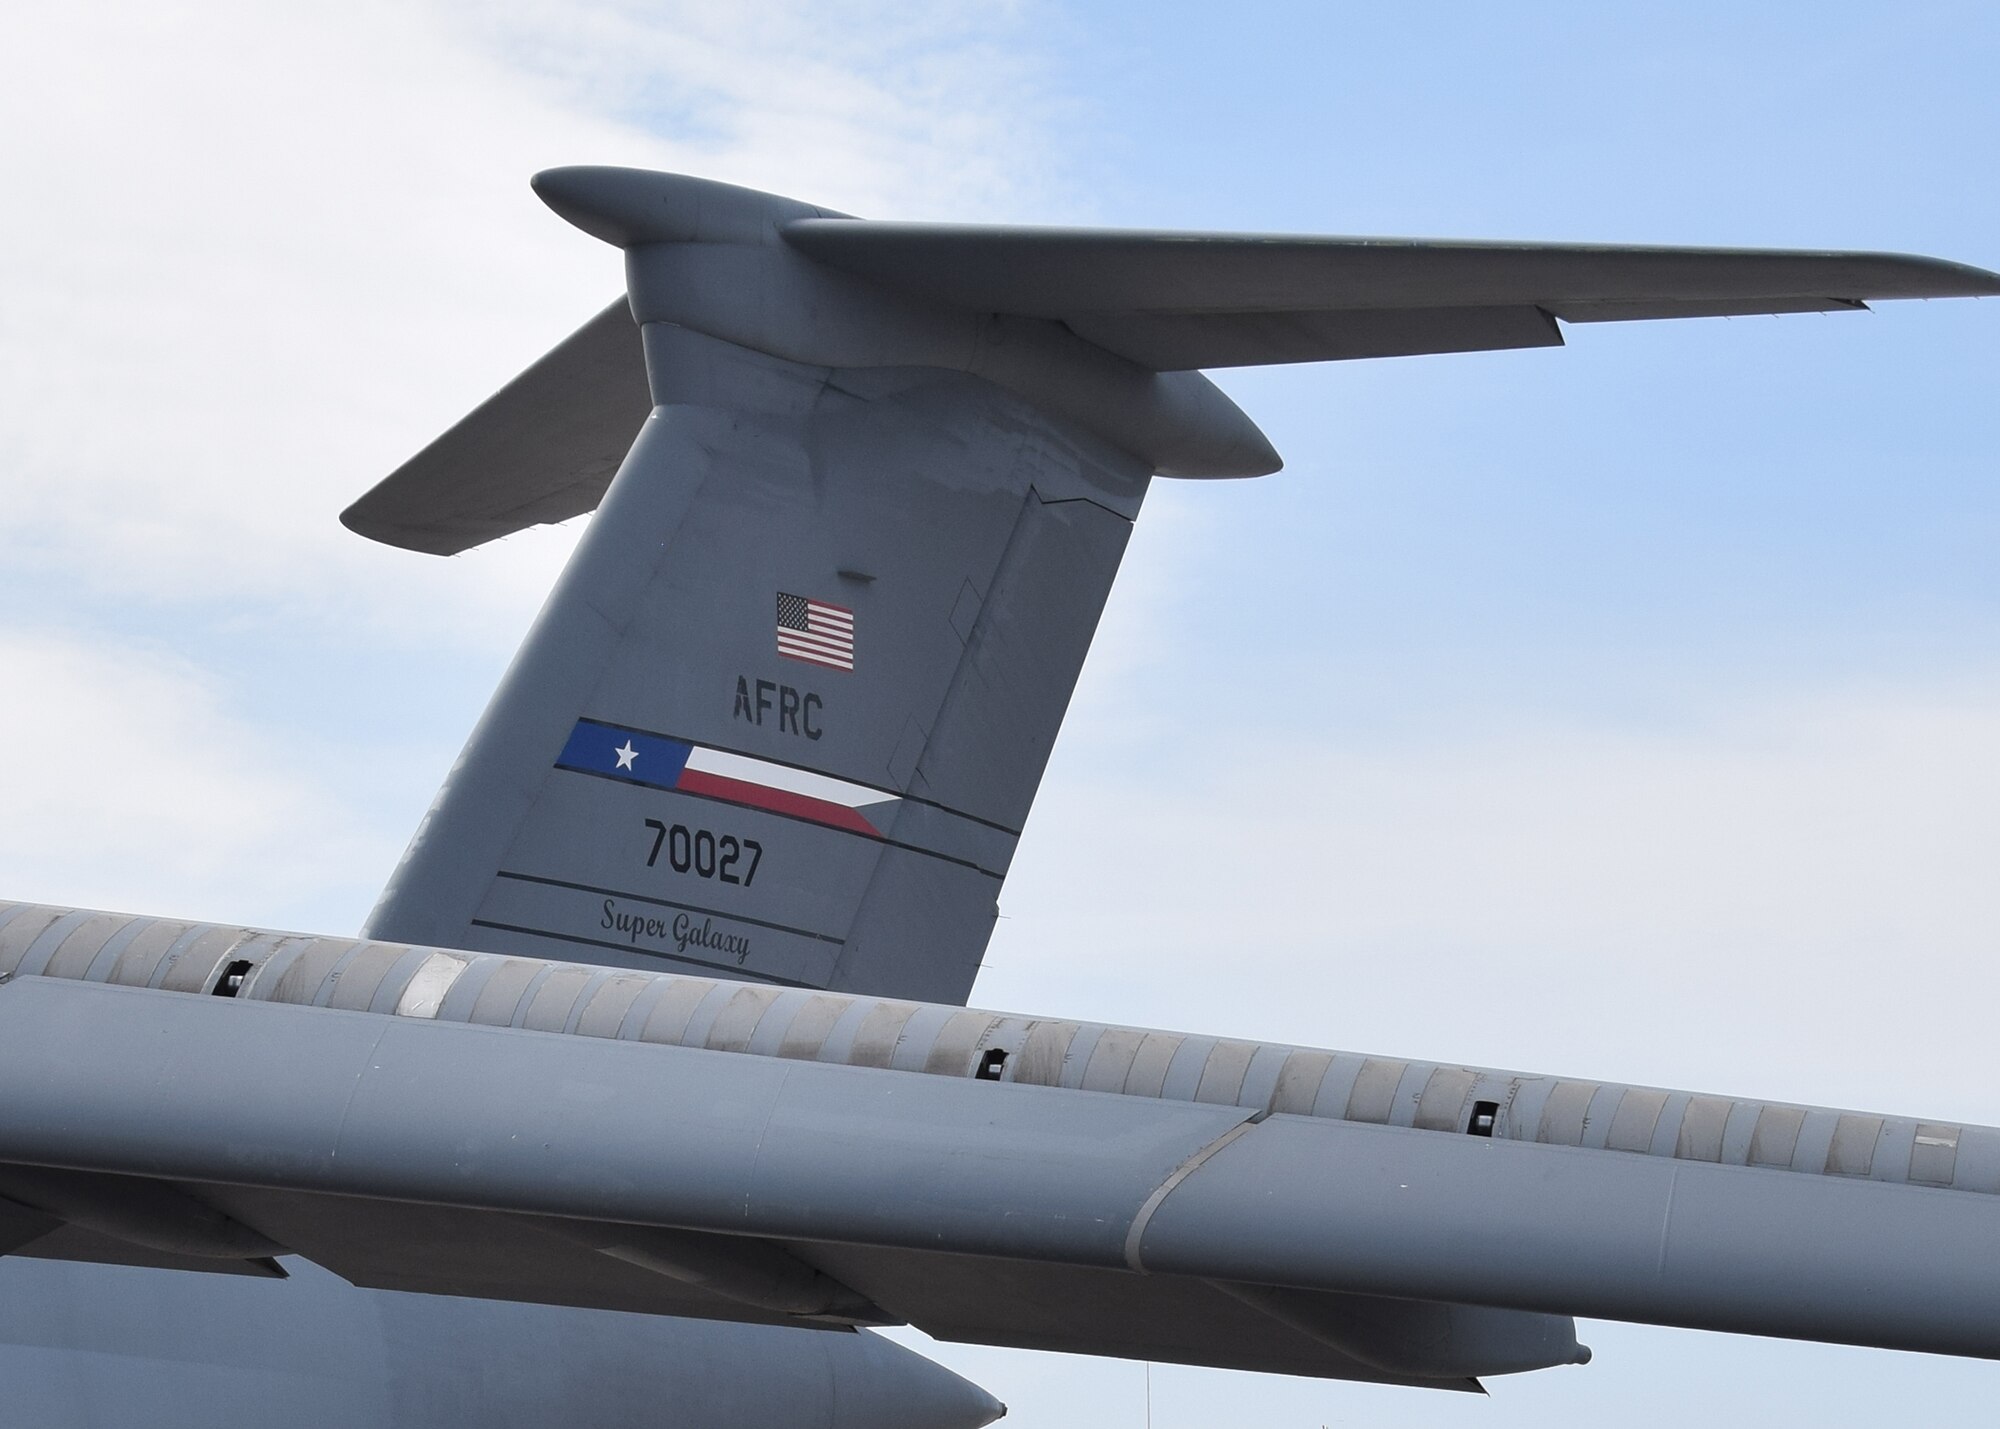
[6,974,1998,1386]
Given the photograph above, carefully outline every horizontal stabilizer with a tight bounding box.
[782,220,2000,370]
[344,169,1998,554]
[341,300,649,555]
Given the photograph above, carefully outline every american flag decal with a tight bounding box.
[776,593,855,671]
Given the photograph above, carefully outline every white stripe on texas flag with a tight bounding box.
[679,746,894,836]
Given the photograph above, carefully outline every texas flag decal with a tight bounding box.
[555,718,892,837]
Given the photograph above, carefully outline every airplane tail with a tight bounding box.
[347,172,1270,1003]
[348,168,1998,1004]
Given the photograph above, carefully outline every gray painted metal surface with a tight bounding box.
[530,167,1279,479]
[5,900,1992,1202]
[340,299,650,556]
[0,1255,1004,1429]
[784,217,2000,369]
[360,326,1146,1006]
[0,974,1994,1361]
[341,165,2000,1021]
[0,974,1568,1386]
[6,906,2000,1362]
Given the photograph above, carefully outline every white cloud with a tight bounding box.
[0,0,1076,919]
[454,0,1072,221]
[0,631,396,929]
[987,678,2000,1117]
[0,0,1077,940]
[0,0,1067,655]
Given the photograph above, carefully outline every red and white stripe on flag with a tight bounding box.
[776,592,855,671]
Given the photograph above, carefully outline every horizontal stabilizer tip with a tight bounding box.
[341,300,650,555]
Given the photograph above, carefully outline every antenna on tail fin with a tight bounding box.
[348,167,1999,1004]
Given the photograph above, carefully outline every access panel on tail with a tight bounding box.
[361,322,1147,1005]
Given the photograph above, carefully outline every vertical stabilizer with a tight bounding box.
[357,176,1210,1001]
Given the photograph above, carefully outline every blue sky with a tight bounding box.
[4,3,1999,1424]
